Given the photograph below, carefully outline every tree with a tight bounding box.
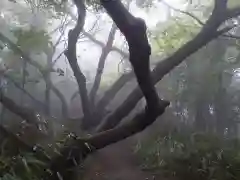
[0,0,240,180]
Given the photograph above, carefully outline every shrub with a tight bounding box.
[135,131,240,180]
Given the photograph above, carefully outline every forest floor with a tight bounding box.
[80,123,172,180]
[81,137,156,180]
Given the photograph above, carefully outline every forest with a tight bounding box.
[0,0,240,180]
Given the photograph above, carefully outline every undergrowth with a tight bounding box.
[135,131,240,180]
[0,131,76,180]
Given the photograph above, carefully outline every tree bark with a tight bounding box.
[89,23,117,106]
[20,60,27,105]
[82,30,129,58]
[65,0,93,129]
[94,72,134,118]
[46,0,170,178]
[47,99,169,180]
[97,22,235,132]
[2,1,240,180]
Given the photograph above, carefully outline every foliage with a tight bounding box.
[151,17,200,56]
[135,131,240,180]
[0,151,47,180]
[13,29,51,53]
[0,130,78,180]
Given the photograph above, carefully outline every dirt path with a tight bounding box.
[80,118,175,180]
[81,137,156,180]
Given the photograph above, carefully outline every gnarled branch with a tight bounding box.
[64,0,92,129]
[97,1,239,132]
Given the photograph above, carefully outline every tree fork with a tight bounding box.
[100,0,160,111]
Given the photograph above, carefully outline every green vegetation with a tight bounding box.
[0,150,46,180]
[1,0,240,179]
[135,131,240,180]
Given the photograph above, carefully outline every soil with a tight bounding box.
[80,114,177,180]
[81,137,157,180]
[80,121,173,180]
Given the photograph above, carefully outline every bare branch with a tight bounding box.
[0,33,54,73]
[222,33,240,39]
[69,12,129,58]
[44,1,240,179]
[49,99,169,180]
[95,72,134,116]
[52,50,65,65]
[51,82,69,117]
[2,73,46,109]
[97,12,235,132]
[0,32,69,118]
[47,0,170,177]
[0,91,38,125]
[82,30,129,58]
[89,23,117,105]
[87,100,169,149]
[64,0,92,128]
[161,0,204,26]
[50,101,170,180]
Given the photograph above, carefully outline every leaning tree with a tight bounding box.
[1,0,240,179]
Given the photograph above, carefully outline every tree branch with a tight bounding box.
[43,1,240,179]
[162,0,240,41]
[161,0,204,26]
[0,32,69,118]
[69,11,129,58]
[64,0,92,129]
[0,33,54,73]
[89,23,117,105]
[48,99,169,180]
[50,81,69,118]
[101,0,160,112]
[97,3,238,132]
[94,72,134,117]
[47,0,170,178]
[2,73,46,110]
[0,91,38,126]
[82,30,129,58]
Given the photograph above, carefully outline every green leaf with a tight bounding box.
[21,158,31,174]
[13,29,51,53]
